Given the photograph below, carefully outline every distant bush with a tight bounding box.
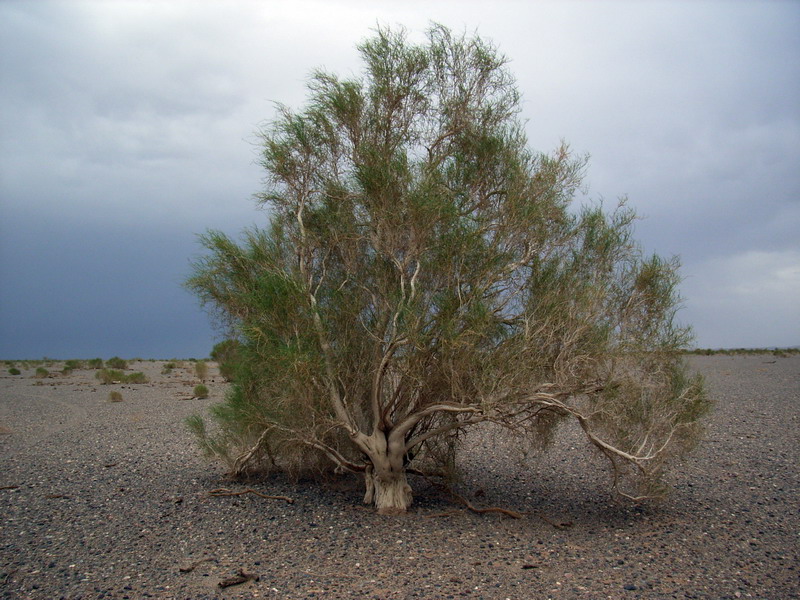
[87,358,104,369]
[8,368,21,375]
[106,356,127,369]
[126,372,148,384]
[193,384,209,399]
[96,369,148,384]
[96,369,126,384]
[161,362,176,375]
[686,347,800,357]
[195,361,208,381]
[63,359,84,372]
[108,391,123,402]
[35,367,49,378]
[210,339,241,382]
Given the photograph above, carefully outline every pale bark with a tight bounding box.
[363,462,413,514]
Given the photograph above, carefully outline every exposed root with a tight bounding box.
[178,557,216,573]
[421,474,571,528]
[218,569,259,588]
[208,487,294,504]
[529,512,573,530]
[448,490,524,519]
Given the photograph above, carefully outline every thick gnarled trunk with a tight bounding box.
[363,468,412,514]
[363,461,413,515]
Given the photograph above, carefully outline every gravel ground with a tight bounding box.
[0,355,797,600]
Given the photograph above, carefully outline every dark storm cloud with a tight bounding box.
[0,0,798,357]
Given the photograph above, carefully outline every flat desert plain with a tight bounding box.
[1,355,798,599]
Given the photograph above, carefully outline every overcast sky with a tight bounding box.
[1,1,798,359]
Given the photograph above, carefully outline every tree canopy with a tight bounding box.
[187,24,710,513]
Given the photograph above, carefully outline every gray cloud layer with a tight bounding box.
[1,1,798,358]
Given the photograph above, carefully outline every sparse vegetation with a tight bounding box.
[87,358,104,369]
[194,360,208,381]
[8,368,21,375]
[686,347,800,356]
[125,372,148,384]
[161,362,176,375]
[95,369,148,384]
[210,339,241,382]
[96,369,126,384]
[34,367,49,379]
[106,356,127,370]
[193,384,209,399]
[108,390,123,402]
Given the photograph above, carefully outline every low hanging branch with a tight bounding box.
[208,487,294,504]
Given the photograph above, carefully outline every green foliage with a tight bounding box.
[35,367,49,378]
[108,390,123,402]
[187,24,710,505]
[161,362,176,375]
[87,358,104,369]
[193,384,209,399]
[126,372,148,384]
[63,359,84,372]
[210,339,242,382]
[96,369,125,384]
[8,368,21,375]
[195,361,208,381]
[95,369,147,384]
[106,356,127,370]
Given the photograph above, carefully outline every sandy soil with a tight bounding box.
[0,355,797,599]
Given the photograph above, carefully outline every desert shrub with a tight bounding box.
[106,356,127,370]
[87,358,104,369]
[125,372,148,384]
[96,369,148,384]
[108,391,123,402]
[63,359,84,372]
[194,360,209,381]
[8,368,21,375]
[193,384,209,399]
[187,24,711,512]
[35,367,49,378]
[161,362,175,375]
[95,369,125,384]
[210,339,241,382]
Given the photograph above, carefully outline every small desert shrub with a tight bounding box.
[195,361,208,381]
[64,359,84,371]
[8,368,21,375]
[95,369,125,384]
[87,358,104,369]
[106,356,127,370]
[126,372,148,384]
[210,339,241,382]
[96,369,148,384]
[161,362,175,375]
[35,367,49,378]
[108,391,123,402]
[193,384,209,399]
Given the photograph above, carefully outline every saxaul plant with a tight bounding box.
[187,24,710,513]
